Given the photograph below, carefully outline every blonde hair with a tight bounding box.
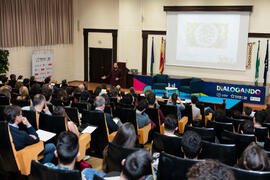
[17,86,29,100]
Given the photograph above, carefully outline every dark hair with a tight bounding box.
[187,160,235,180]
[101,83,107,90]
[129,87,136,97]
[122,94,133,105]
[244,107,252,116]
[33,94,45,106]
[44,77,51,84]
[137,99,148,111]
[181,130,202,159]
[215,109,227,122]
[10,74,16,80]
[23,78,30,87]
[237,142,270,171]
[18,75,23,80]
[192,119,202,127]
[30,83,41,98]
[30,76,35,82]
[4,105,21,124]
[56,131,79,165]
[146,92,156,106]
[94,86,102,97]
[191,96,198,104]
[164,115,178,132]
[0,88,11,99]
[1,76,8,84]
[113,122,137,147]
[171,93,178,105]
[41,86,52,101]
[254,111,266,125]
[66,86,74,96]
[101,93,110,105]
[241,120,254,134]
[232,110,241,119]
[122,149,153,180]
[80,90,90,101]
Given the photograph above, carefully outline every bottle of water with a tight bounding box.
[173,83,176,88]
[168,83,170,87]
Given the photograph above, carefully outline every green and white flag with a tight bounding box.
[255,41,260,86]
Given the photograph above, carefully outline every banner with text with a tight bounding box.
[203,82,265,105]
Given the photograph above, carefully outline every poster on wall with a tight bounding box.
[32,50,53,82]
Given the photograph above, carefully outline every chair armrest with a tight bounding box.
[178,116,188,134]
[108,131,117,143]
[16,141,44,175]
[160,123,165,135]
[205,113,213,127]
[77,133,91,162]
[137,123,151,145]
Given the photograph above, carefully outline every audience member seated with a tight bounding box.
[191,96,201,120]
[78,83,86,92]
[167,93,185,120]
[23,78,30,90]
[17,86,29,100]
[30,83,42,99]
[253,111,265,128]
[119,93,134,108]
[42,77,51,88]
[53,106,79,137]
[164,115,178,137]
[60,79,68,89]
[93,86,102,97]
[0,75,9,86]
[95,96,119,133]
[8,74,17,88]
[14,81,23,90]
[192,119,203,128]
[129,87,138,105]
[5,105,55,163]
[240,120,254,134]
[22,94,52,116]
[244,106,255,118]
[41,86,53,106]
[146,92,165,125]
[237,142,270,171]
[187,160,235,180]
[30,76,37,87]
[0,87,11,104]
[181,130,202,160]
[136,99,151,129]
[214,109,227,122]
[102,122,137,173]
[17,75,23,82]
[79,90,91,110]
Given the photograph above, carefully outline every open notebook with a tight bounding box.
[36,129,56,142]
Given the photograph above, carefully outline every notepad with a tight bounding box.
[81,126,97,134]
[36,129,56,142]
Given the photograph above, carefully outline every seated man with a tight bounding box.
[8,74,17,88]
[167,93,185,120]
[191,96,201,120]
[164,115,178,137]
[41,86,53,106]
[5,105,55,163]
[136,99,151,129]
[94,96,119,134]
[146,92,165,124]
[181,130,202,160]
[22,94,52,116]
[253,111,266,128]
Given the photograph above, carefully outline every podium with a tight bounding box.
[117,62,129,88]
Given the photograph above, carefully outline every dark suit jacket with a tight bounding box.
[95,109,118,134]
[9,124,40,151]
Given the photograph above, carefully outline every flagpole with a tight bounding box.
[263,40,269,86]
[255,40,260,86]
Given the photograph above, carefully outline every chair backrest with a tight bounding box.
[13,99,30,107]
[39,113,66,135]
[264,137,270,151]
[47,104,54,113]
[0,95,9,105]
[199,141,237,166]
[145,108,161,133]
[0,121,19,173]
[185,126,216,142]
[22,110,38,130]
[0,105,7,121]
[71,102,88,113]
[160,104,178,120]
[227,118,245,133]
[196,103,205,126]
[152,132,183,157]
[115,106,137,130]
[106,143,140,172]
[255,127,268,142]
[227,165,270,180]
[207,121,234,141]
[64,107,80,126]
[28,160,81,180]
[181,103,193,124]
[157,152,204,180]
[82,110,108,154]
[104,105,113,116]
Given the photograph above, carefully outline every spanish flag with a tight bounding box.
[159,38,164,74]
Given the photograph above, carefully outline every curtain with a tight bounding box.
[0,0,73,47]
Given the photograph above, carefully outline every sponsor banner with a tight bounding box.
[203,82,265,105]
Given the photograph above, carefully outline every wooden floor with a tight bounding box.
[69,81,269,111]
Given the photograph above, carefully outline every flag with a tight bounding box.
[159,38,164,74]
[150,37,154,76]
[255,41,260,86]
[163,39,166,65]
[263,40,269,86]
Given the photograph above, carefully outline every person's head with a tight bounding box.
[1,76,8,85]
[129,87,136,96]
[254,111,266,126]
[241,120,254,134]
[111,86,119,97]
[171,93,178,105]
[17,75,23,80]
[191,96,199,104]
[19,86,29,97]
[44,77,51,84]
[146,92,156,106]
[101,93,110,105]
[14,81,23,90]
[10,74,16,80]
[187,160,235,180]
[55,131,80,167]
[66,86,74,96]
[30,83,41,97]
[232,110,241,119]
[62,80,67,86]
[101,83,107,90]
[136,99,148,112]
[121,149,153,180]
[41,86,52,102]
[238,142,270,171]
[95,96,105,110]
[113,122,137,148]
[164,115,178,135]
[122,93,133,105]
[23,78,30,87]
[94,86,102,97]
[30,76,36,82]
[215,109,227,122]
[78,84,85,92]
[244,107,252,116]
[4,105,22,124]
[33,94,46,110]
[53,106,65,117]
[0,88,11,100]
[144,90,153,98]
[113,63,118,69]
[181,130,202,159]
[80,90,90,101]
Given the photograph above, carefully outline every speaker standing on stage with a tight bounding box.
[101,63,122,88]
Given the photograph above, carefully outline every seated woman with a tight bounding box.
[17,86,30,100]
[52,106,79,137]
[102,122,137,173]
[237,142,270,171]
[167,93,185,120]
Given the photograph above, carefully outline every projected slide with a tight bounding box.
[166,12,250,70]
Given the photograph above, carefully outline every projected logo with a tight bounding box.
[186,23,228,48]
